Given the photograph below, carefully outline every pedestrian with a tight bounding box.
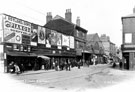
[14,63,21,75]
[119,60,122,69]
[8,61,15,73]
[78,60,81,69]
[20,64,25,73]
[68,60,71,71]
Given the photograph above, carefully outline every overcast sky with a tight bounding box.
[0,0,135,47]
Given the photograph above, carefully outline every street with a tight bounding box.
[8,64,135,91]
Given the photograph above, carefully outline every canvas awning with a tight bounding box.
[37,55,50,60]
[6,51,29,56]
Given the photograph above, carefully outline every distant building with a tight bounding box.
[121,6,135,70]
[86,33,105,64]
[100,34,116,57]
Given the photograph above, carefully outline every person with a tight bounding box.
[20,64,25,73]
[8,61,15,73]
[119,60,122,69]
[68,60,71,71]
[14,63,21,75]
[78,60,81,69]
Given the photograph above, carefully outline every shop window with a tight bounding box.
[125,33,132,43]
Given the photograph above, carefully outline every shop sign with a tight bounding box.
[3,15,31,44]
[31,23,38,46]
[38,26,45,44]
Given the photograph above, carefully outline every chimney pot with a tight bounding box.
[65,9,72,22]
[46,12,52,23]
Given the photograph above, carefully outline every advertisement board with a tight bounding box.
[46,29,51,48]
[69,36,74,49]
[57,32,62,46]
[0,15,3,43]
[50,30,57,45]
[3,14,31,44]
[31,23,38,46]
[38,26,45,44]
[62,34,69,47]
[57,32,62,49]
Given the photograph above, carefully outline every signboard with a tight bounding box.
[31,23,38,46]
[62,34,69,47]
[46,29,51,48]
[57,32,62,49]
[0,15,3,43]
[38,26,45,44]
[69,36,74,49]
[50,30,57,45]
[57,32,62,46]
[3,14,31,44]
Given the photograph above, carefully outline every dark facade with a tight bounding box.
[121,7,135,70]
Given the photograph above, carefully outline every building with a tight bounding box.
[121,7,135,70]
[100,34,116,57]
[0,9,88,73]
[86,33,105,64]
[45,9,88,63]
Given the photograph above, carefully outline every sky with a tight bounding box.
[0,0,135,47]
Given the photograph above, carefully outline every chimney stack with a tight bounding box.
[65,9,72,23]
[76,16,80,26]
[133,6,135,13]
[46,12,52,23]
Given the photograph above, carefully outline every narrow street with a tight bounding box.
[8,64,135,90]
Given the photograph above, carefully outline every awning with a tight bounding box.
[44,15,75,35]
[6,51,29,56]
[38,55,50,60]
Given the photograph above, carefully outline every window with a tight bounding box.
[125,33,132,43]
[76,30,79,37]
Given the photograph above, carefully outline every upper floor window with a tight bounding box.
[76,30,79,37]
[125,33,132,43]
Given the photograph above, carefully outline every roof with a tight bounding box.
[86,33,105,53]
[44,15,87,35]
[87,33,100,42]
[122,13,135,18]
[44,15,75,35]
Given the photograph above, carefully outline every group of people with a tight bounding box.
[8,61,25,75]
[52,59,82,71]
[8,56,103,75]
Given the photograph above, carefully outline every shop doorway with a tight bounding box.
[123,53,129,70]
